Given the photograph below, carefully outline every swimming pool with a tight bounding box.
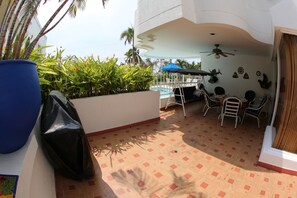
[150,86,173,99]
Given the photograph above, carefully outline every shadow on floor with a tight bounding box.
[161,101,271,173]
[55,156,118,198]
[111,167,204,198]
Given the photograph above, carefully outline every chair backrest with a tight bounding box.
[254,95,268,115]
[201,89,212,106]
[214,86,225,95]
[199,83,205,90]
[199,84,211,96]
[244,90,256,103]
[201,89,219,107]
[222,97,242,118]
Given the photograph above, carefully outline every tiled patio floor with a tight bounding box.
[55,102,297,198]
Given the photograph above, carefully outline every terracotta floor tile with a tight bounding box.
[55,102,297,198]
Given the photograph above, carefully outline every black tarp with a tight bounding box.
[40,91,94,181]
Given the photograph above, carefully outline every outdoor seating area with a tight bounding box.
[199,85,268,129]
[2,1,297,198]
[55,103,297,198]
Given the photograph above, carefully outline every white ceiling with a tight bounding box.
[137,18,273,59]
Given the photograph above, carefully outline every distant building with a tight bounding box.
[27,16,47,54]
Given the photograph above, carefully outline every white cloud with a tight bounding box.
[37,0,137,59]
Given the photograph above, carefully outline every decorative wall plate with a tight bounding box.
[256,71,261,76]
[243,72,249,79]
[232,72,238,78]
[238,67,244,74]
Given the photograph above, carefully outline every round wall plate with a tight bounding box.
[256,71,261,76]
[238,67,244,74]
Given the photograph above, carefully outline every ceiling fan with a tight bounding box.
[200,44,235,59]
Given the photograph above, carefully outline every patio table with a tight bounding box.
[215,95,248,109]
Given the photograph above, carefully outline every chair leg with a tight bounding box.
[220,115,224,126]
[257,117,260,128]
[202,104,207,112]
[235,117,238,128]
[203,107,209,117]
[241,112,246,124]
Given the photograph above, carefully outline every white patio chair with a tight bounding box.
[220,97,242,128]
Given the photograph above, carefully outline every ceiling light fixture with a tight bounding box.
[215,54,220,59]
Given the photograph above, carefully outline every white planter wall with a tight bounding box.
[71,91,160,133]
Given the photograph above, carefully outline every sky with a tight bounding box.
[37,0,138,63]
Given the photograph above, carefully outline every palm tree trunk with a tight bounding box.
[14,0,41,59]
[4,0,26,59]
[42,2,74,36]
[132,37,135,65]
[0,0,18,59]
[23,0,71,59]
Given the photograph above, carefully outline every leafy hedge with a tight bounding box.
[29,49,153,101]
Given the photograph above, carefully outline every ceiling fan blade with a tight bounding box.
[207,53,215,56]
[223,52,235,56]
[200,51,212,53]
[220,53,228,57]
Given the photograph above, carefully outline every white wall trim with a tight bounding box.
[258,126,297,173]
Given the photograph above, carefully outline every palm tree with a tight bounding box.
[124,47,143,65]
[120,27,136,64]
[0,0,108,60]
[175,59,189,69]
[175,59,201,70]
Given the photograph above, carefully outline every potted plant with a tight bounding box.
[0,0,108,154]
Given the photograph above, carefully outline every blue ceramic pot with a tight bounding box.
[0,60,41,153]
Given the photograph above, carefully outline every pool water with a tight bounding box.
[150,87,173,99]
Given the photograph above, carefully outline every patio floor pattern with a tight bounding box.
[55,102,297,198]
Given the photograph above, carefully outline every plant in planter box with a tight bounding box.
[32,50,154,100]
[0,0,108,154]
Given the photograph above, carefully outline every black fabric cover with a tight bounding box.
[40,90,94,181]
[167,68,212,76]
[174,86,203,103]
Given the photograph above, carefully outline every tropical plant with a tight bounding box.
[0,0,108,60]
[30,49,154,101]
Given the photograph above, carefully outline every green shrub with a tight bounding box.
[30,49,153,101]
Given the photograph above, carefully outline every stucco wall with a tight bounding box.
[135,0,277,44]
[190,0,274,44]
[201,54,275,99]
[270,0,297,31]
[135,0,182,38]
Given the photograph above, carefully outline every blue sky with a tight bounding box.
[38,0,137,63]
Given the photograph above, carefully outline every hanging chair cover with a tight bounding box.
[40,90,94,181]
